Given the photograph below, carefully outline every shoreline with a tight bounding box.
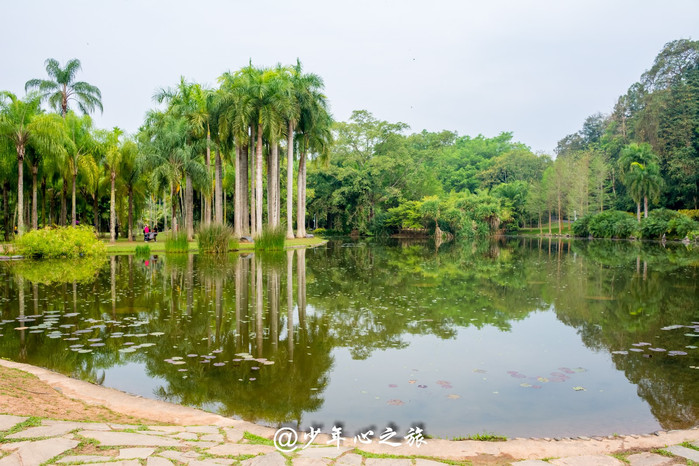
[1,358,697,462]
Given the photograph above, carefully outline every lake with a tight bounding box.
[0,238,697,438]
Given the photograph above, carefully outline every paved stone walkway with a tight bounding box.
[1,415,698,466]
[1,359,698,465]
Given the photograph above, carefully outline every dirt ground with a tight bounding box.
[0,364,159,424]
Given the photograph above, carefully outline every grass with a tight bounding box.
[243,431,274,446]
[255,226,286,251]
[134,245,151,257]
[165,231,189,253]
[198,224,235,254]
[453,432,507,442]
[105,236,325,254]
[517,223,574,236]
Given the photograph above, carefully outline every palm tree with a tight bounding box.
[64,112,95,226]
[118,139,142,241]
[25,58,103,118]
[0,92,65,236]
[99,127,123,242]
[619,143,662,221]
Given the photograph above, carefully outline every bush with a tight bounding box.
[255,226,285,251]
[668,215,699,239]
[134,245,151,257]
[198,224,233,254]
[678,209,699,221]
[14,226,106,259]
[640,209,680,239]
[165,231,189,253]
[587,211,637,239]
[572,214,593,237]
[312,227,327,236]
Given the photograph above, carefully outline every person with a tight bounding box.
[144,224,150,241]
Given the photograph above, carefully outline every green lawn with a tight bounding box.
[517,223,573,236]
[103,236,326,254]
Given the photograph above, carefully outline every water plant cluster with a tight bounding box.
[572,208,699,240]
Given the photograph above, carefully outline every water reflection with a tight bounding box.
[0,239,697,437]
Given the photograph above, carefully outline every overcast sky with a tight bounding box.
[3,0,698,154]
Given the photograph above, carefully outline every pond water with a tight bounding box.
[0,238,697,439]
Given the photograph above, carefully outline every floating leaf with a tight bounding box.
[685,334,699,337]
[572,386,586,391]
[661,325,685,330]
[119,347,136,353]
[520,383,532,388]
[473,369,487,374]
[649,348,667,352]
[668,351,688,356]
[446,394,461,399]
[417,385,427,388]
[537,377,549,383]
[387,399,405,405]
[572,367,587,373]
[213,362,226,367]
[632,342,652,347]
[559,367,575,374]
[629,348,644,352]
[388,384,397,388]
[612,351,628,355]
[408,380,416,384]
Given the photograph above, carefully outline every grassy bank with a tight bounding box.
[104,236,326,254]
[517,223,573,236]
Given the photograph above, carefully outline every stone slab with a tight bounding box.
[147,458,175,466]
[170,431,198,440]
[511,461,550,466]
[186,425,221,434]
[292,458,331,466]
[627,452,681,466]
[240,452,287,466]
[207,444,276,456]
[201,433,225,442]
[0,454,21,466]
[80,430,183,447]
[0,415,28,431]
[365,459,412,466]
[223,427,245,443]
[664,445,699,462]
[335,453,363,466]
[550,455,624,466]
[297,446,351,459]
[148,426,183,433]
[6,420,108,439]
[4,437,79,465]
[84,461,141,466]
[189,460,235,466]
[44,420,111,430]
[158,450,201,462]
[415,460,450,466]
[118,447,156,459]
[58,455,115,463]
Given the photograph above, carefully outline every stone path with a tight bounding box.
[0,415,698,466]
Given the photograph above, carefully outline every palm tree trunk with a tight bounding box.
[636,202,641,222]
[71,171,77,227]
[205,128,211,225]
[31,166,38,230]
[286,123,294,239]
[548,210,552,236]
[128,186,133,241]
[215,148,223,224]
[234,144,242,237]
[16,146,24,237]
[110,172,116,243]
[3,182,8,240]
[186,174,194,241]
[643,196,648,218]
[41,178,46,228]
[60,183,67,226]
[269,140,280,228]
[171,185,177,233]
[296,150,306,238]
[255,123,263,235]
[241,142,249,235]
[93,191,99,233]
[250,128,256,236]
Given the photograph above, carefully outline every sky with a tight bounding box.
[2,0,699,154]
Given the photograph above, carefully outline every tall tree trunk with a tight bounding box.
[41,178,46,228]
[93,191,99,233]
[171,185,177,233]
[296,150,306,238]
[128,186,133,241]
[204,127,211,225]
[186,174,194,241]
[269,139,280,228]
[241,143,249,235]
[286,249,294,360]
[16,147,24,237]
[234,144,242,237]
[110,172,116,243]
[255,123,263,235]
[636,202,641,222]
[286,122,295,239]
[548,210,552,236]
[60,182,67,226]
[643,196,648,218]
[3,182,9,240]
[250,127,257,236]
[215,148,223,224]
[557,193,562,235]
[71,171,77,227]
[31,166,38,230]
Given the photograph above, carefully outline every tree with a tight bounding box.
[0,92,64,236]
[100,128,123,242]
[619,143,662,220]
[25,58,103,118]
[64,112,95,226]
[119,139,142,241]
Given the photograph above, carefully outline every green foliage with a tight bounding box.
[255,226,285,251]
[678,209,699,221]
[572,214,593,237]
[9,255,107,284]
[197,224,233,254]
[164,231,189,253]
[14,226,106,258]
[312,227,327,236]
[587,211,638,239]
[640,208,699,239]
[134,245,151,257]
[668,215,698,238]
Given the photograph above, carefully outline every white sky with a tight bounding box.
[3,0,698,154]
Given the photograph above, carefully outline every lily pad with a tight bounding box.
[661,325,685,330]
[572,386,586,391]
[648,348,667,352]
[520,383,532,388]
[446,394,461,399]
[612,351,628,355]
[387,399,405,405]
[668,351,688,356]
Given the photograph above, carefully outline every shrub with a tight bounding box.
[198,224,233,254]
[640,209,682,239]
[587,211,637,239]
[14,226,106,259]
[312,227,327,236]
[572,214,593,237]
[678,209,699,221]
[165,231,189,253]
[668,215,698,239]
[255,226,285,251]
